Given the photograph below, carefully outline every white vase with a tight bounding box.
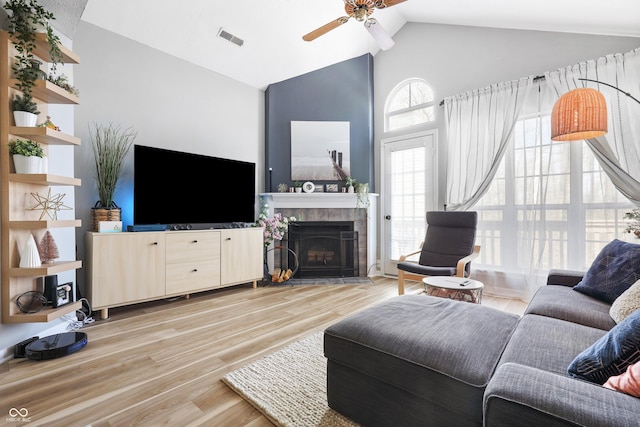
[19,235,41,268]
[13,111,38,127]
[13,154,43,174]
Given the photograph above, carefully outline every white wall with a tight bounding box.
[373,22,640,207]
[72,22,265,294]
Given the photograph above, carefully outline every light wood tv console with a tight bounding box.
[86,228,263,318]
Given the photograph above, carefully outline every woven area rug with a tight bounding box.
[222,332,359,427]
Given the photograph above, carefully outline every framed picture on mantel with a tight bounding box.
[291,121,350,181]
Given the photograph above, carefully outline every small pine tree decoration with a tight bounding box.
[38,230,59,263]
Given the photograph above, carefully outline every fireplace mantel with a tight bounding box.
[259,193,378,277]
[259,192,378,209]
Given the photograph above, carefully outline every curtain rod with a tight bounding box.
[438,74,546,106]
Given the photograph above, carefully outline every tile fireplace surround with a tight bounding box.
[259,193,378,277]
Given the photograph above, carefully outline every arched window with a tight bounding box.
[385,79,435,132]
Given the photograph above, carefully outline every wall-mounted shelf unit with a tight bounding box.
[0,30,82,323]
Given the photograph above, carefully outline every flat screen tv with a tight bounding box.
[134,145,256,229]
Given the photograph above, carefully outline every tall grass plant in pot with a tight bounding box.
[89,123,136,231]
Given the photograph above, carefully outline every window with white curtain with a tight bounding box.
[385,79,435,132]
[474,113,632,273]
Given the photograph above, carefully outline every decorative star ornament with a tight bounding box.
[29,188,72,220]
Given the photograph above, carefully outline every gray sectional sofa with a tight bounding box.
[324,269,640,426]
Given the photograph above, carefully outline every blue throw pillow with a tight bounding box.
[567,308,640,384]
[573,239,640,304]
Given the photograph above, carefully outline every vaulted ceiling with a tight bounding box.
[38,0,640,90]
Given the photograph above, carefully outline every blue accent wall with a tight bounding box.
[265,53,374,192]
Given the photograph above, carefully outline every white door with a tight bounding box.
[381,130,437,276]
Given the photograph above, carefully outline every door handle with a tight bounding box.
[385,215,391,220]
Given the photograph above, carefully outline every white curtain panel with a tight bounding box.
[443,77,534,211]
[545,47,640,204]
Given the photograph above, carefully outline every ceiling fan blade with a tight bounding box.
[303,17,350,41]
[364,18,395,50]
[374,0,407,9]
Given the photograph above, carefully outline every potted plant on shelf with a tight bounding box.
[9,138,45,173]
[11,93,40,126]
[89,122,137,231]
[4,0,63,126]
[294,181,303,193]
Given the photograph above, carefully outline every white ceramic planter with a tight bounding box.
[13,111,38,127]
[13,154,43,174]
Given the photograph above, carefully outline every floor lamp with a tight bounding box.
[551,78,640,142]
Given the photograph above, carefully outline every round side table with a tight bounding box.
[422,276,484,304]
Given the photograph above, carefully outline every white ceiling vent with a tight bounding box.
[217,28,244,47]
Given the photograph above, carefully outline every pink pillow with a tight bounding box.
[604,361,640,397]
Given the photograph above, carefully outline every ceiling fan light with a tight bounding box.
[551,88,608,141]
[365,18,394,50]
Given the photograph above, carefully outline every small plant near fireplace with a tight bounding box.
[255,203,297,247]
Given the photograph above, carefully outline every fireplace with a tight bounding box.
[259,192,378,278]
[286,221,358,278]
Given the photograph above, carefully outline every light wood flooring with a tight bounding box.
[0,277,527,427]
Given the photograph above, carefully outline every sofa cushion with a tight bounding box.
[324,295,519,426]
[485,363,640,427]
[497,314,607,375]
[574,239,640,304]
[604,361,640,398]
[525,285,616,331]
[610,279,640,323]
[568,308,640,384]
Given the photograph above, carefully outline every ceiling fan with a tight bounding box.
[302,0,407,50]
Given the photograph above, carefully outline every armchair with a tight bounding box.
[397,211,480,295]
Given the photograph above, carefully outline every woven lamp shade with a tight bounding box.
[551,88,608,141]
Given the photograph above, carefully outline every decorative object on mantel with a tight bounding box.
[89,122,137,231]
[277,183,288,193]
[9,138,45,173]
[290,121,351,181]
[326,183,339,193]
[294,181,303,193]
[624,208,640,238]
[551,78,640,142]
[345,176,356,193]
[355,182,370,210]
[302,181,315,193]
[28,187,71,220]
[19,234,41,268]
[37,230,59,263]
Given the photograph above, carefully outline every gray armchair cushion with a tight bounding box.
[395,262,457,277]
[418,211,477,269]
